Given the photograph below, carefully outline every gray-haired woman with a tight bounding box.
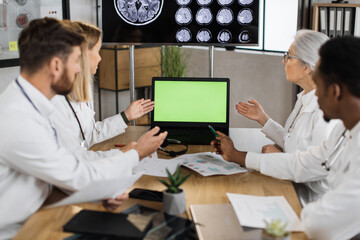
[235,30,339,203]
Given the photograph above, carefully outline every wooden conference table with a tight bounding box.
[14,126,307,240]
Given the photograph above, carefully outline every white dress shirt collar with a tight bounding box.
[299,89,318,113]
[17,75,55,118]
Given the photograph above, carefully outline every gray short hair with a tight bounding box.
[293,29,329,71]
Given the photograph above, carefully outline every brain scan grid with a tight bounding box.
[111,0,257,44]
[174,0,255,43]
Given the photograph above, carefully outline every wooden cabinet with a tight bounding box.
[98,46,161,91]
[312,3,360,37]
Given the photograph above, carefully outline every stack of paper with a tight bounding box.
[227,193,304,232]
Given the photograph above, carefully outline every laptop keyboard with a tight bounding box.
[166,128,211,135]
[161,128,216,145]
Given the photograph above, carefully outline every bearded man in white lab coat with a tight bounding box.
[0,18,167,239]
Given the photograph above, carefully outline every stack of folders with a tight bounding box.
[318,6,360,38]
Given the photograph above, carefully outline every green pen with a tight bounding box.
[208,125,218,138]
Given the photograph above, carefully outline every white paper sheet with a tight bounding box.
[175,152,247,176]
[229,128,274,153]
[133,152,182,177]
[134,152,246,177]
[227,193,304,232]
[47,172,143,208]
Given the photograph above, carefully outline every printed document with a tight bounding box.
[227,193,304,232]
[133,152,182,177]
[176,152,247,176]
[134,152,247,177]
[47,172,142,208]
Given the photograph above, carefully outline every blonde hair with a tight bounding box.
[67,21,102,102]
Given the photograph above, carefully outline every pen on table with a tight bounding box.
[208,125,218,137]
[114,144,126,147]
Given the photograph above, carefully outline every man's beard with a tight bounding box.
[51,67,74,95]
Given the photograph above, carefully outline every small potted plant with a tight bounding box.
[262,219,290,240]
[158,165,191,215]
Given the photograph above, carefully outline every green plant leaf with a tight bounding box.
[159,167,191,193]
[166,168,176,186]
[158,178,170,188]
[173,164,180,181]
[264,219,289,237]
[174,173,191,188]
[169,186,178,193]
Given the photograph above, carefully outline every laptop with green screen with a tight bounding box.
[151,77,229,145]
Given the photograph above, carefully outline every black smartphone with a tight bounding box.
[129,188,163,202]
[121,204,160,216]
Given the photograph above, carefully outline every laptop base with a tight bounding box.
[160,127,229,145]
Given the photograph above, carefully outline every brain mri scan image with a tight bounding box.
[176,0,192,5]
[176,27,192,42]
[239,30,251,43]
[175,7,192,25]
[237,8,253,25]
[196,29,212,42]
[196,7,213,25]
[217,0,233,6]
[196,0,213,6]
[238,0,254,6]
[216,7,233,25]
[114,0,163,26]
[217,29,232,43]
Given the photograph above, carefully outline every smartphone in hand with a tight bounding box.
[129,188,163,202]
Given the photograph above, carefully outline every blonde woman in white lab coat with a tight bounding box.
[233,30,338,203]
[52,22,154,149]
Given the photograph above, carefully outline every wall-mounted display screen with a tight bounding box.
[101,0,259,45]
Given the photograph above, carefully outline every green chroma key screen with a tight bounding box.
[154,81,227,123]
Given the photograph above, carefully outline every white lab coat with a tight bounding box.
[0,76,139,239]
[262,90,334,152]
[52,95,128,148]
[301,121,360,240]
[246,90,338,198]
[50,96,123,159]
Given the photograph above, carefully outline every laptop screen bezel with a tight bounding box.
[151,77,230,129]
